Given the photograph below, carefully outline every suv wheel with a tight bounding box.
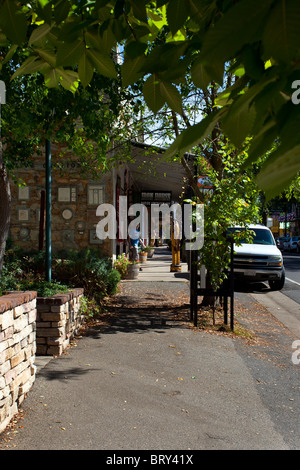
[269,269,285,291]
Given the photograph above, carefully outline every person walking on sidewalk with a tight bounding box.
[128,223,145,267]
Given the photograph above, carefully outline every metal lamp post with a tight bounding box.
[45,138,51,282]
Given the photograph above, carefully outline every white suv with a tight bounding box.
[228,224,285,290]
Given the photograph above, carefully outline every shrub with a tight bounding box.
[19,280,69,297]
[0,257,68,297]
[52,248,121,302]
[0,247,121,303]
[79,296,101,321]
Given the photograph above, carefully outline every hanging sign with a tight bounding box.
[197,176,213,189]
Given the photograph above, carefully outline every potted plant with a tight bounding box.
[126,260,140,279]
[113,254,140,279]
[139,250,147,263]
[144,245,155,258]
[113,254,131,279]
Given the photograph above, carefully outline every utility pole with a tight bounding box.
[45,138,51,282]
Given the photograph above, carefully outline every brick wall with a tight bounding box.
[36,288,84,356]
[0,291,37,434]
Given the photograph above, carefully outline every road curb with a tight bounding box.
[250,290,300,339]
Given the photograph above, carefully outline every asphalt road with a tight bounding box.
[236,251,300,340]
[282,252,300,304]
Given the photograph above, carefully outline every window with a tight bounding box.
[58,187,77,203]
[18,186,30,200]
[87,184,104,205]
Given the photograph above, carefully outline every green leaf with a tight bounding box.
[78,51,94,88]
[99,27,118,51]
[148,6,168,30]
[199,0,273,64]
[143,74,165,114]
[86,27,116,53]
[95,0,111,7]
[256,103,300,197]
[56,39,85,67]
[28,23,52,45]
[187,0,215,26]
[262,0,300,64]
[125,41,147,59]
[11,56,50,80]
[222,94,256,147]
[59,69,79,92]
[140,42,188,75]
[224,72,279,148]
[257,143,300,199]
[244,120,278,168]
[54,0,71,24]
[36,0,52,24]
[191,60,224,89]
[44,67,62,88]
[130,0,148,23]
[166,0,189,35]
[191,61,210,89]
[33,48,57,67]
[121,55,145,87]
[2,44,18,65]
[87,48,117,79]
[160,81,182,115]
[85,30,101,49]
[44,67,79,92]
[164,108,225,159]
[0,0,28,45]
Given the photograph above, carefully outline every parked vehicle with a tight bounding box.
[287,236,300,252]
[228,224,285,290]
[276,236,289,251]
[283,237,290,251]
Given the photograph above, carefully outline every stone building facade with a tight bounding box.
[9,142,137,259]
[8,140,188,259]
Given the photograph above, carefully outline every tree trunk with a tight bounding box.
[0,164,11,276]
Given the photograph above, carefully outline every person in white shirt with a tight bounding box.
[128,223,145,262]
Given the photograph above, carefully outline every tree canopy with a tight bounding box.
[1,0,300,199]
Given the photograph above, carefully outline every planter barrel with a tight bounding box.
[126,263,139,279]
[146,248,155,258]
[139,252,147,263]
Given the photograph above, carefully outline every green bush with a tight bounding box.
[0,265,68,297]
[52,248,121,302]
[79,296,101,321]
[0,247,121,303]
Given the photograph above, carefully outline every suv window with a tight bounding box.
[228,227,275,245]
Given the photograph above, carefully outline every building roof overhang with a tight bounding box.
[127,140,196,202]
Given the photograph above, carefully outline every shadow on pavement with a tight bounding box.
[83,304,191,339]
[234,279,271,294]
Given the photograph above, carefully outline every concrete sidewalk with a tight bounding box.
[1,248,299,451]
[136,245,189,282]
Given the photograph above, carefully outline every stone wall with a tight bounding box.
[36,288,84,356]
[9,149,114,256]
[0,291,37,434]
[9,145,135,257]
